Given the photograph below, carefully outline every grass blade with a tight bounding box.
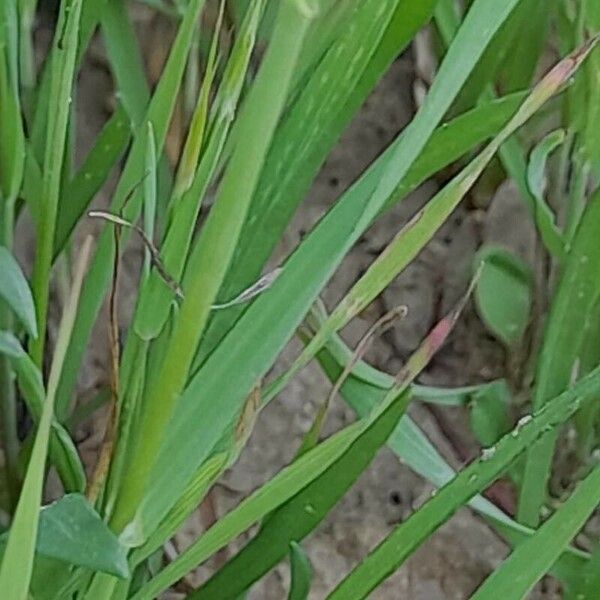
[147,88,557,543]
[0,236,92,600]
[326,365,600,599]
[130,452,229,566]
[526,128,566,258]
[267,42,592,401]
[567,538,600,599]
[133,0,263,341]
[30,0,83,366]
[196,0,433,363]
[100,0,150,126]
[471,465,600,600]
[133,419,367,599]
[111,0,317,538]
[138,304,465,600]
[313,331,588,585]
[192,388,408,600]
[55,0,207,420]
[351,0,523,236]
[518,185,600,526]
[54,105,131,258]
[192,286,471,599]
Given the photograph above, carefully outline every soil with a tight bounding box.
[28,6,565,599]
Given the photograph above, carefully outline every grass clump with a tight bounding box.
[0,1,599,598]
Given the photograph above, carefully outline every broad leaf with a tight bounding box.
[0,494,129,578]
[474,246,532,348]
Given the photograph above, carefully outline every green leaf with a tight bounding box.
[20,145,43,224]
[471,465,600,600]
[28,556,73,600]
[100,0,151,126]
[314,330,503,509]
[0,246,38,338]
[172,1,222,199]
[527,128,566,202]
[474,246,532,348]
[133,0,263,340]
[447,0,545,115]
[498,0,552,93]
[288,542,312,600]
[130,452,229,567]
[567,537,600,600]
[0,494,129,578]
[196,0,437,364]
[142,121,158,278]
[0,40,25,202]
[351,0,524,239]
[267,36,580,404]
[315,321,511,409]
[195,93,525,370]
[99,0,174,223]
[518,187,600,527]
[190,391,410,600]
[146,300,466,600]
[325,365,600,599]
[0,1,19,82]
[433,0,461,47]
[0,330,23,357]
